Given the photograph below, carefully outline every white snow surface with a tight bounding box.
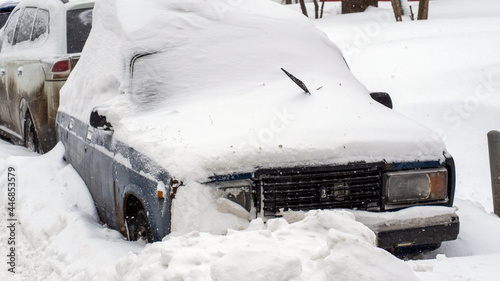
[1,0,500,280]
[59,0,446,181]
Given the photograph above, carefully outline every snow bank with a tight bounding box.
[0,144,141,280]
[0,142,419,280]
[0,143,418,280]
[0,140,33,159]
[113,211,418,281]
[409,252,500,281]
[429,199,500,258]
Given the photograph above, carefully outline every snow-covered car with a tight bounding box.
[57,0,459,252]
[0,1,18,28]
[0,0,93,153]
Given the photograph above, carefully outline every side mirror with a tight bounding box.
[370,92,393,109]
[90,109,112,130]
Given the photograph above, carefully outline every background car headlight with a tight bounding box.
[385,168,448,204]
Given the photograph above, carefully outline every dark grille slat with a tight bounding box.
[263,192,380,203]
[256,165,383,215]
[264,183,379,194]
[262,176,381,185]
[263,172,381,179]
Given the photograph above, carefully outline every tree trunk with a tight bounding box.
[418,0,429,20]
[313,0,319,19]
[390,0,402,21]
[299,0,309,17]
[342,0,378,14]
[320,0,326,18]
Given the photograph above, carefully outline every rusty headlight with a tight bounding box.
[210,179,254,212]
[385,168,448,204]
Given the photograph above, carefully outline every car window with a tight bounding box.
[15,7,36,44]
[3,8,20,45]
[66,7,92,54]
[130,53,164,107]
[32,9,49,41]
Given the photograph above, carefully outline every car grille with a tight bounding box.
[255,164,383,216]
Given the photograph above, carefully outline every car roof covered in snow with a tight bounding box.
[59,0,447,180]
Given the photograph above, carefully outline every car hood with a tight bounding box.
[106,81,446,181]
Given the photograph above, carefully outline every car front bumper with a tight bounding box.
[348,206,459,250]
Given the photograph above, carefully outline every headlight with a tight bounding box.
[211,179,254,212]
[385,168,448,204]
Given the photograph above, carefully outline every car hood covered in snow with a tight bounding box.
[59,0,447,180]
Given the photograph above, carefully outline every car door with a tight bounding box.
[58,111,118,227]
[5,7,39,138]
[83,52,167,233]
[0,7,48,142]
[85,113,117,227]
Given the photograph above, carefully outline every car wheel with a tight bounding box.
[24,113,39,153]
[127,209,154,243]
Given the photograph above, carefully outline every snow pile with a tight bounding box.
[0,140,33,159]
[408,252,500,281]
[170,181,250,234]
[434,199,500,257]
[0,143,418,280]
[0,144,141,280]
[113,211,418,281]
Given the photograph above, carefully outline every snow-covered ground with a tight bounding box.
[1,0,500,280]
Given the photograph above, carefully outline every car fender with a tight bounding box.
[122,181,171,241]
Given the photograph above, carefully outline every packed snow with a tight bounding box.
[1,0,500,280]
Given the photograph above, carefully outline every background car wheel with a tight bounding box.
[127,209,154,243]
[24,113,39,153]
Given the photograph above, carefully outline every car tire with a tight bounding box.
[24,113,39,153]
[127,209,154,243]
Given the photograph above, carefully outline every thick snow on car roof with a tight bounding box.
[59,0,447,180]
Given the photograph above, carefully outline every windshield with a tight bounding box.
[130,53,167,108]
[66,7,92,54]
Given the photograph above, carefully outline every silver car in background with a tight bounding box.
[0,0,93,152]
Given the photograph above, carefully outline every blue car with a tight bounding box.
[57,0,459,254]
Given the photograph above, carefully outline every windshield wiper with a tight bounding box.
[281,68,311,95]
